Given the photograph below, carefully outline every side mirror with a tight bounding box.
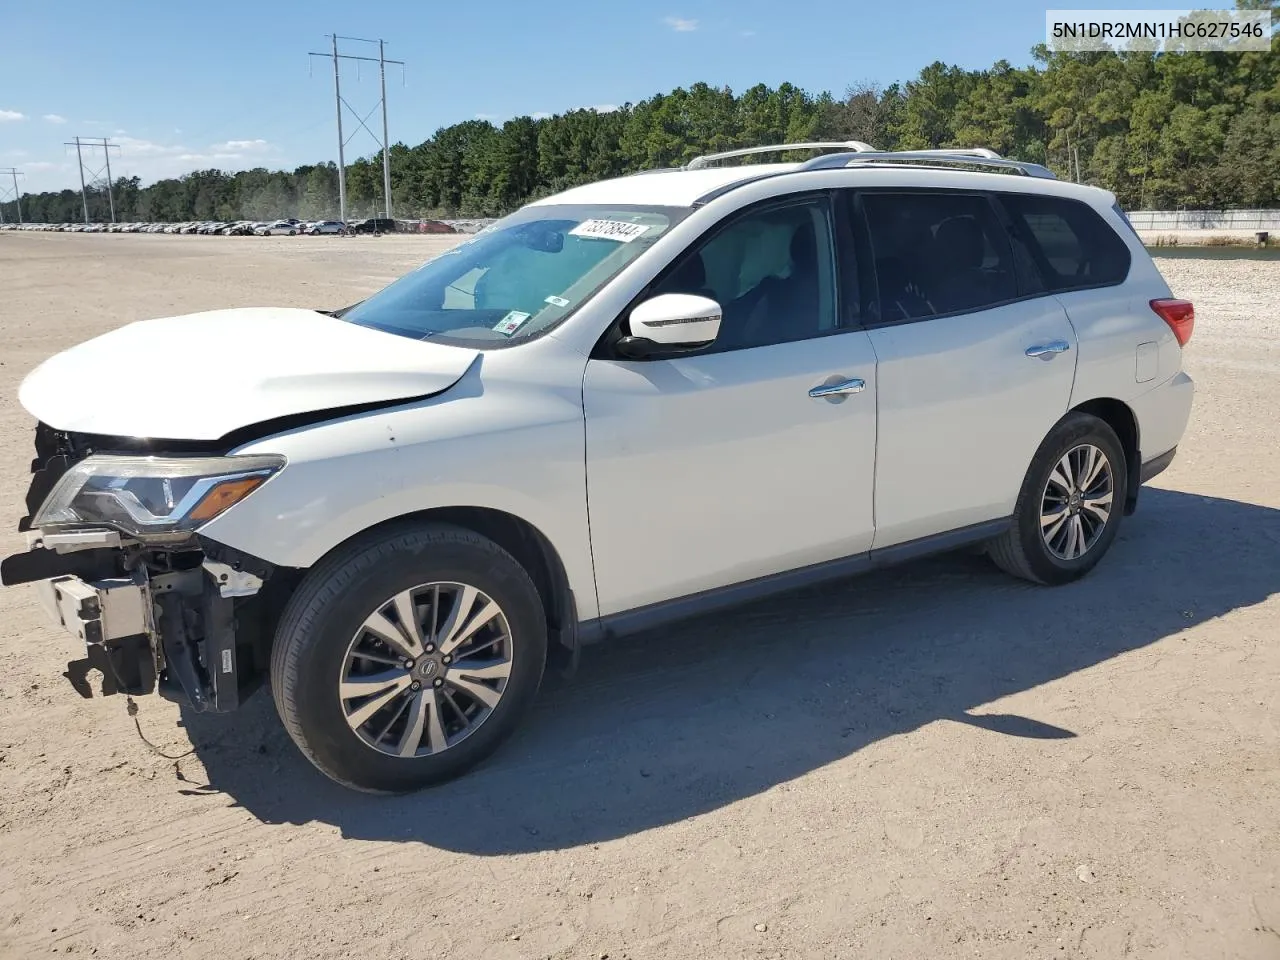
[617,293,722,359]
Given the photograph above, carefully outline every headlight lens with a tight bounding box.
[34,454,285,541]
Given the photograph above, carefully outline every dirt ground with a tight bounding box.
[0,233,1277,960]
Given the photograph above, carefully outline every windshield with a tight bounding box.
[340,203,690,344]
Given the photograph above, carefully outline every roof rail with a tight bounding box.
[621,166,683,177]
[901,147,1004,160]
[799,149,1057,179]
[686,141,877,170]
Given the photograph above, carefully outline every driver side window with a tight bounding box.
[651,197,838,353]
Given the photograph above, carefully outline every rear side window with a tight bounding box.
[859,192,1018,322]
[1000,194,1131,291]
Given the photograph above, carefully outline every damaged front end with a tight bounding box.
[2,423,292,712]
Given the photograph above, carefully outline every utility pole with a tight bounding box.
[0,167,23,224]
[330,33,347,226]
[11,168,23,224]
[379,39,392,221]
[65,136,121,223]
[73,137,88,224]
[309,35,404,225]
[103,141,116,222]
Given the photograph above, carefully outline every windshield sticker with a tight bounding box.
[544,295,570,307]
[493,310,532,336]
[568,219,651,243]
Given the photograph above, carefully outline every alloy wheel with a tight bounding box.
[1040,443,1115,561]
[338,582,513,758]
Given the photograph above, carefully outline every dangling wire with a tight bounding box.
[102,653,196,760]
[126,696,196,760]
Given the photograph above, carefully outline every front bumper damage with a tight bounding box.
[6,535,263,713]
[36,567,156,698]
[2,424,282,713]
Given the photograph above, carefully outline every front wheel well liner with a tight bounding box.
[1069,397,1140,514]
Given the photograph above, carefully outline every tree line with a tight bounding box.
[5,39,1277,224]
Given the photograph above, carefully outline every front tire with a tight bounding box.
[988,412,1127,585]
[270,523,547,793]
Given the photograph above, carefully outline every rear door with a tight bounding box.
[851,189,1078,548]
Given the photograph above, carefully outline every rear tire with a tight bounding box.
[271,522,547,793]
[988,412,1127,585]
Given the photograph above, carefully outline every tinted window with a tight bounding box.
[651,196,838,352]
[861,192,1018,322]
[1001,194,1131,290]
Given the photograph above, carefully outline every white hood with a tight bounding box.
[20,308,479,441]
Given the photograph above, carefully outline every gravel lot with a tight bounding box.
[0,233,1277,960]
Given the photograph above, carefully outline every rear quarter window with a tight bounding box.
[1000,194,1131,292]
[1111,201,1140,238]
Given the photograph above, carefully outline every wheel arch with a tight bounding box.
[1069,396,1140,514]
[325,506,580,659]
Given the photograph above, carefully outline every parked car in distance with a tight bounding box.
[255,221,298,236]
[350,217,397,235]
[307,220,347,235]
[417,219,458,234]
[4,142,1195,794]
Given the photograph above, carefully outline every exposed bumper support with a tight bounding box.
[202,560,263,598]
[1,544,122,587]
[38,571,157,698]
[27,560,250,713]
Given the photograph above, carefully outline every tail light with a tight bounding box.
[1150,298,1194,346]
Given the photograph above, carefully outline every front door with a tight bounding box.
[583,195,879,616]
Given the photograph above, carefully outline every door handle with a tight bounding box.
[809,377,866,401]
[1025,340,1072,360]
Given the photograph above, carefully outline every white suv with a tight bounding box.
[4,142,1195,793]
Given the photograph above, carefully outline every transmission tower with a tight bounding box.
[0,167,23,224]
[65,136,121,224]
[309,35,405,226]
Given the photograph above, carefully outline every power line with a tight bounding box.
[309,34,405,225]
[64,136,121,224]
[0,168,23,224]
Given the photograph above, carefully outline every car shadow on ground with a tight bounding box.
[180,488,1280,854]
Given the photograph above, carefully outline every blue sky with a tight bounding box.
[2,0,1183,194]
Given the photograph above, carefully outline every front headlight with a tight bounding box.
[34,454,285,542]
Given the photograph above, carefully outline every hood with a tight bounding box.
[20,308,479,441]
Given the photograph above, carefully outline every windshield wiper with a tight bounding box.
[321,301,363,320]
